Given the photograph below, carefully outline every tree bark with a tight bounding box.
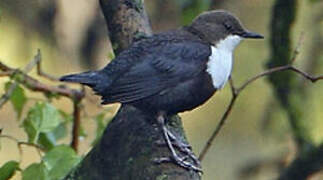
[64,105,200,180]
[100,0,152,54]
[64,0,201,179]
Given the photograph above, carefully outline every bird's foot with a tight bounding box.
[167,130,201,167]
[154,155,203,173]
[154,131,201,168]
[154,112,202,173]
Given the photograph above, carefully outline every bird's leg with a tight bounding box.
[154,112,202,172]
[155,130,201,168]
[166,130,201,167]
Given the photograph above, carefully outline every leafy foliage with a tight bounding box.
[43,145,81,180]
[0,161,19,180]
[23,102,63,150]
[20,146,80,180]
[0,76,111,179]
[5,82,27,118]
[22,163,49,180]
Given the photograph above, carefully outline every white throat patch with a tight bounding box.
[206,35,242,89]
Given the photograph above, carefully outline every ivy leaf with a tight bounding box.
[43,145,80,180]
[22,163,49,180]
[0,161,19,180]
[5,82,27,118]
[23,102,62,143]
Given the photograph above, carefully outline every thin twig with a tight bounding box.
[199,66,323,161]
[0,83,18,109]
[71,100,82,152]
[0,71,13,77]
[0,61,84,100]
[198,34,317,161]
[0,135,45,162]
[0,51,85,152]
[0,52,42,108]
[18,142,43,158]
[35,49,59,81]
[198,95,238,161]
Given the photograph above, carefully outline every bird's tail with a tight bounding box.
[60,71,110,95]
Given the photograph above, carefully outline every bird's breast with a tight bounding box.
[206,46,233,89]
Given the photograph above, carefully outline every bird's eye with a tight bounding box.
[224,22,232,31]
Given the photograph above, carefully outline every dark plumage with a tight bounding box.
[61,10,262,115]
[61,10,263,172]
[62,29,214,114]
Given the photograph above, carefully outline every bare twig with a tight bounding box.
[0,134,45,162]
[199,55,323,163]
[35,49,59,81]
[198,33,322,161]
[0,83,18,109]
[0,51,42,108]
[0,61,84,100]
[71,100,82,153]
[198,95,237,161]
[199,64,323,161]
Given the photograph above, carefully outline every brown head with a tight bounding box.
[189,10,263,45]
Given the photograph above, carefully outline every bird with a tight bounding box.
[60,10,263,172]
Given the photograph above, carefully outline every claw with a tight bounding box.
[155,112,202,173]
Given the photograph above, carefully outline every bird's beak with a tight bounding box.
[240,31,264,39]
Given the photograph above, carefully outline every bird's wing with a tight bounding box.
[101,40,211,104]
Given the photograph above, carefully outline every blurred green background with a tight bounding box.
[0,0,322,179]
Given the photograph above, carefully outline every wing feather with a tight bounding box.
[102,40,211,104]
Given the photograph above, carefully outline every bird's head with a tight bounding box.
[189,10,263,50]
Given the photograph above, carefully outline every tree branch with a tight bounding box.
[199,64,323,161]
[63,0,200,179]
[0,134,45,162]
[0,51,85,152]
[198,31,322,162]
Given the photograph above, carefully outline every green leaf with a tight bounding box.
[23,102,62,143]
[5,82,27,118]
[51,123,68,140]
[38,133,56,151]
[38,123,68,150]
[43,145,80,180]
[22,163,49,180]
[0,161,19,180]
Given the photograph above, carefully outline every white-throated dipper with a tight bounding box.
[60,10,263,172]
